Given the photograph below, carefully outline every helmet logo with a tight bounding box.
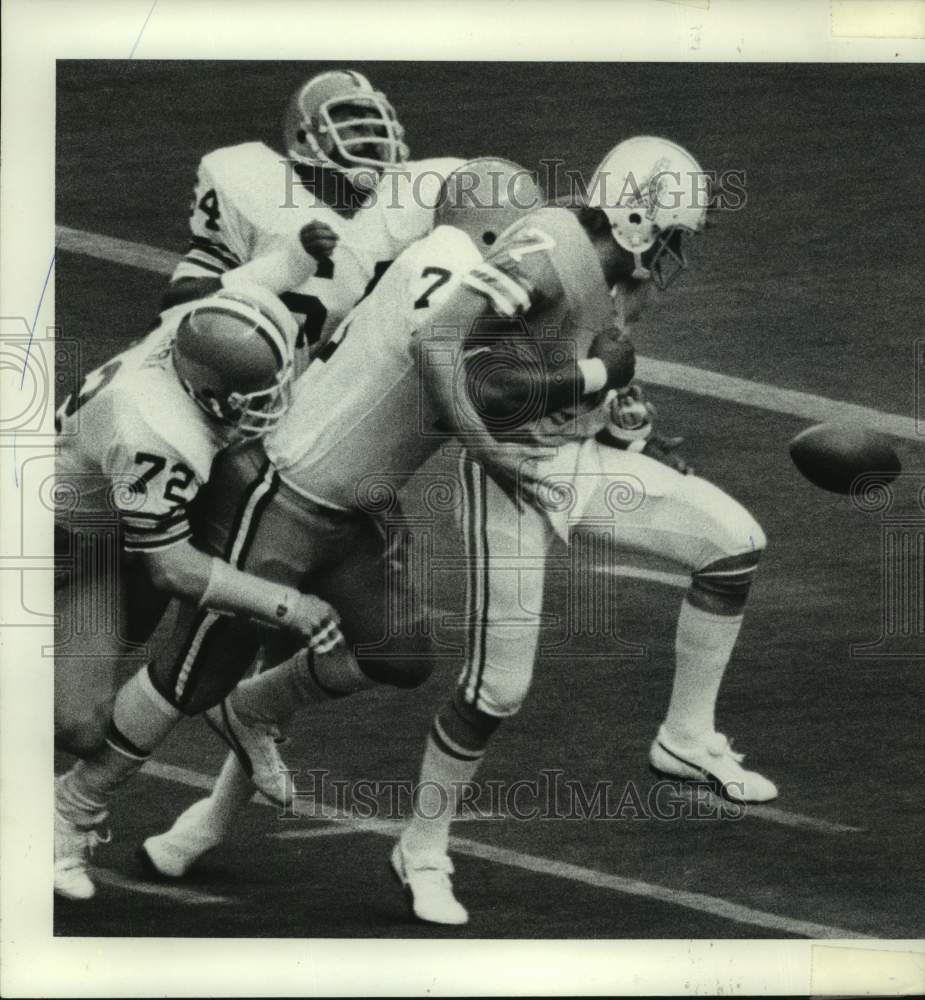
[616,155,674,221]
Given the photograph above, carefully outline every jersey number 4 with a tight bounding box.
[195,188,222,232]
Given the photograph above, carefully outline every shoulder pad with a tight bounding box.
[198,141,297,226]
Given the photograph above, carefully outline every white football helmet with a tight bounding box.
[588,136,709,288]
[435,157,543,250]
[173,284,295,439]
[283,70,409,189]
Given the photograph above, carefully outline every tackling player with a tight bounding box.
[53,250,344,900]
[389,136,777,925]
[162,68,464,371]
[138,159,551,881]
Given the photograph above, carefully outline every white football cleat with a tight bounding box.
[54,800,110,901]
[139,798,223,879]
[649,725,779,804]
[204,698,295,808]
[390,839,469,926]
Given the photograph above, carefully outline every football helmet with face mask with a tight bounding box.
[588,136,709,288]
[173,284,295,439]
[283,70,409,190]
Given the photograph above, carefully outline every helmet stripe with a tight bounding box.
[189,304,285,370]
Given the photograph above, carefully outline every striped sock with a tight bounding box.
[230,646,372,729]
[401,696,501,859]
[66,666,181,808]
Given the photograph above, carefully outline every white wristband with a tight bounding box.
[578,357,608,395]
[199,557,298,628]
[221,238,316,295]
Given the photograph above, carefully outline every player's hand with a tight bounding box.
[288,592,344,652]
[642,434,694,475]
[589,331,635,389]
[608,384,655,440]
[298,221,339,263]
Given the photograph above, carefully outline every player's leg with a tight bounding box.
[141,480,392,877]
[54,444,293,897]
[572,440,774,802]
[394,453,552,924]
[53,524,174,898]
[53,527,128,758]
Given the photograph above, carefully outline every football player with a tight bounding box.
[53,260,345,900]
[138,159,547,881]
[162,68,464,371]
[389,136,777,925]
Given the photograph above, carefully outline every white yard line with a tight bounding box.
[140,759,870,939]
[93,867,236,905]
[55,223,924,440]
[56,225,179,276]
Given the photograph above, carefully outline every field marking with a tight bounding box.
[56,224,923,441]
[93,867,236,905]
[56,225,179,276]
[144,753,862,838]
[744,802,864,834]
[140,759,870,939]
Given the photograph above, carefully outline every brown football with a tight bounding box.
[789,423,901,494]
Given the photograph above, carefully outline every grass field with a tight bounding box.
[53,61,924,939]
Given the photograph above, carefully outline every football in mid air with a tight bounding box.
[788,423,901,494]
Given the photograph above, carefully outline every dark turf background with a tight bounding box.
[54,61,924,938]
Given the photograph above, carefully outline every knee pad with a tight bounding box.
[690,548,763,615]
[355,650,434,689]
[433,690,503,760]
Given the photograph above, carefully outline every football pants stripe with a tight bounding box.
[173,610,221,702]
[225,458,277,567]
[174,459,278,704]
[460,451,478,704]
[460,453,489,708]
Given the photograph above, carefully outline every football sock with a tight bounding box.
[664,597,744,743]
[61,666,181,811]
[229,646,372,729]
[198,753,255,836]
[402,696,501,858]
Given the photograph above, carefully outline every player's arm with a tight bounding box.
[162,154,337,309]
[113,440,340,646]
[416,269,635,433]
[162,221,338,310]
[141,541,342,648]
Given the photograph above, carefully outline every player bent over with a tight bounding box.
[139,159,548,881]
[391,137,777,925]
[54,264,343,899]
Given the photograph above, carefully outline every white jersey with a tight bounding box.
[266,225,482,510]
[172,141,464,371]
[55,305,233,552]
